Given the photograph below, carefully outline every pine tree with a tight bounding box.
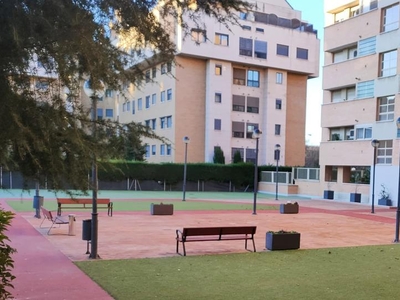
[213,147,225,164]
[233,150,243,163]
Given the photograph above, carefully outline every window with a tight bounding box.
[215,33,229,46]
[105,109,113,118]
[382,4,399,32]
[256,28,264,33]
[122,103,126,112]
[152,93,156,105]
[245,148,256,164]
[247,70,260,87]
[247,96,259,113]
[277,44,289,56]
[380,50,397,77]
[160,144,165,156]
[151,145,156,155]
[167,63,172,72]
[215,93,222,103]
[232,121,245,138]
[127,101,131,112]
[239,37,253,56]
[145,145,150,158]
[152,67,157,78]
[161,91,165,102]
[231,148,244,162]
[331,87,355,102]
[233,68,246,85]
[275,124,281,135]
[254,41,267,59]
[191,28,206,43]
[166,116,172,128]
[232,95,245,112]
[246,123,259,138]
[214,119,221,130]
[215,65,222,75]
[145,96,150,109]
[276,99,282,109]
[378,95,395,121]
[377,140,393,164]
[97,108,103,120]
[145,120,150,127]
[35,80,49,90]
[145,70,150,82]
[138,98,142,110]
[296,48,308,60]
[356,80,374,99]
[167,89,172,101]
[355,126,372,140]
[105,89,113,97]
[151,118,156,130]
[276,72,283,84]
[166,144,171,155]
[239,12,247,20]
[132,100,135,114]
[242,25,251,30]
[358,37,376,56]
[161,64,166,74]
[160,117,166,129]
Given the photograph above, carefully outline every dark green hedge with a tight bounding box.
[98,161,292,187]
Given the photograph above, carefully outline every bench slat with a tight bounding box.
[57,198,113,217]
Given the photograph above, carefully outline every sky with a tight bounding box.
[288,0,324,145]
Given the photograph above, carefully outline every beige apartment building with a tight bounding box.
[115,0,319,165]
[321,0,400,204]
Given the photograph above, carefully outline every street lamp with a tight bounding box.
[274,144,281,200]
[371,139,379,214]
[395,117,400,242]
[182,136,190,202]
[252,128,262,215]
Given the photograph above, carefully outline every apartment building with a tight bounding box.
[117,0,319,164]
[321,0,400,203]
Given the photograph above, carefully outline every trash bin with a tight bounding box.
[82,219,91,241]
[33,196,44,218]
[68,214,76,236]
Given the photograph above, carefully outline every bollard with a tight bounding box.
[68,214,76,236]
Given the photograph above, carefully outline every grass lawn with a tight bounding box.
[6,199,278,212]
[76,245,400,300]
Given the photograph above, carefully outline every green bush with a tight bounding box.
[0,208,16,300]
[213,147,225,164]
[233,151,243,163]
[97,161,292,187]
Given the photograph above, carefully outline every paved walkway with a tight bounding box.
[1,192,399,299]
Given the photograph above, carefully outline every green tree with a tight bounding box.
[233,150,243,163]
[0,208,16,300]
[0,0,249,191]
[213,147,225,164]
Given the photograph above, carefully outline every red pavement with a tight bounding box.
[0,199,112,300]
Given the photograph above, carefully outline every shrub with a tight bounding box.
[0,207,16,299]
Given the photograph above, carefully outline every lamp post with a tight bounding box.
[274,144,281,201]
[182,136,190,202]
[371,139,379,214]
[395,118,400,242]
[252,128,262,215]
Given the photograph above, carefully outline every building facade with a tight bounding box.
[117,0,320,165]
[321,0,400,204]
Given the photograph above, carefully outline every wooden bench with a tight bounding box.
[57,198,113,217]
[176,226,257,256]
[40,206,70,235]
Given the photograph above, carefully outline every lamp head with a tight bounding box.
[252,128,262,139]
[275,144,281,150]
[371,139,379,148]
[183,136,190,144]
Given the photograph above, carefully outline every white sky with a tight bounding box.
[288,0,324,145]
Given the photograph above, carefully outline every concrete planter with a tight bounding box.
[323,190,334,200]
[266,231,300,251]
[350,193,361,203]
[279,203,299,214]
[150,203,174,215]
[378,198,392,206]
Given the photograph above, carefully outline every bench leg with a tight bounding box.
[252,238,256,252]
[108,203,113,217]
[182,241,186,256]
[176,239,179,254]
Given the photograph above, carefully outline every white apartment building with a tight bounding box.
[321,0,400,204]
[116,0,320,165]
